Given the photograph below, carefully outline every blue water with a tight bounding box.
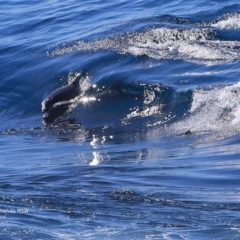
[1,0,240,239]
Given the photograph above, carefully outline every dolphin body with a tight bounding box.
[41,73,84,124]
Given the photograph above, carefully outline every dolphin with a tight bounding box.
[41,73,84,124]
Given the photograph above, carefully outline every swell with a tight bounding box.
[3,76,240,146]
[39,73,240,132]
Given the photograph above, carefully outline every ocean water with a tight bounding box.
[1,0,240,239]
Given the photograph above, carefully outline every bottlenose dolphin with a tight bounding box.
[42,73,84,124]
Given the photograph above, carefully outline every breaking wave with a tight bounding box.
[211,13,240,29]
[51,13,240,64]
[166,82,240,143]
[42,71,240,144]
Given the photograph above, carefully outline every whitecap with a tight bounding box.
[212,13,240,29]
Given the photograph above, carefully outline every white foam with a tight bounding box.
[181,69,240,77]
[144,88,155,105]
[212,13,240,29]
[170,82,240,136]
[122,105,164,125]
[52,27,240,64]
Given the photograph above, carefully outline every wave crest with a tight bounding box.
[212,13,240,29]
[52,27,240,63]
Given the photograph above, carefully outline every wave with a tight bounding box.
[37,71,240,130]
[166,82,240,144]
[211,13,240,29]
[52,13,240,64]
[3,72,240,145]
[84,78,240,140]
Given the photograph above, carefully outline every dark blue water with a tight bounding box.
[1,0,240,239]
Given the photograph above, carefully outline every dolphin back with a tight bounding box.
[42,74,83,113]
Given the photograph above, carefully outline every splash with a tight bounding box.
[211,13,240,29]
[122,105,164,123]
[68,72,92,92]
[170,82,240,138]
[190,83,240,126]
